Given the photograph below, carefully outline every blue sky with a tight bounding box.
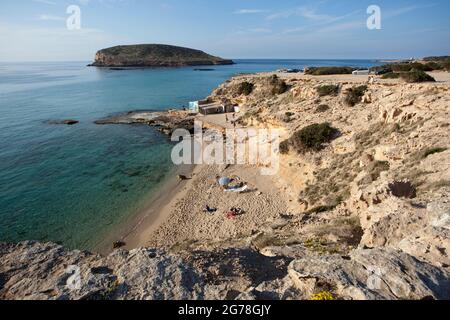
[0,0,449,61]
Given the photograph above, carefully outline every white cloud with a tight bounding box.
[235,28,272,35]
[32,0,57,5]
[0,22,122,61]
[267,6,360,24]
[385,3,437,19]
[38,14,65,21]
[234,9,266,15]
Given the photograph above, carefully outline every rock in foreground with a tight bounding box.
[1,241,449,300]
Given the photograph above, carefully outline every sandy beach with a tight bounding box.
[113,161,288,251]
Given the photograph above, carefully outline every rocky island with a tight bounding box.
[88,44,234,68]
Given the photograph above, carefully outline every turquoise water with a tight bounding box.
[0,59,380,250]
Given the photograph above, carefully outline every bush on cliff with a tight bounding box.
[306,67,354,75]
[381,72,401,79]
[441,60,450,71]
[390,63,431,72]
[279,140,291,154]
[269,75,288,95]
[344,85,367,106]
[400,70,436,83]
[290,123,339,152]
[425,61,443,70]
[316,104,330,113]
[317,85,340,97]
[237,81,254,95]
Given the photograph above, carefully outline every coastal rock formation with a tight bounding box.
[0,241,203,300]
[89,44,234,67]
[94,110,196,136]
[2,71,449,300]
[46,119,79,125]
[1,241,450,300]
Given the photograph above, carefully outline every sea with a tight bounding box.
[0,59,380,250]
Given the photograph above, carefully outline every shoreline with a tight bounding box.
[95,163,196,255]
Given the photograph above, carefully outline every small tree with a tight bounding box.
[237,81,254,95]
[317,85,339,97]
[400,70,436,83]
[442,60,450,71]
[269,75,289,95]
[316,104,330,113]
[344,85,367,106]
[291,123,338,152]
[279,140,290,154]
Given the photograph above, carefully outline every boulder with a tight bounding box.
[287,248,450,300]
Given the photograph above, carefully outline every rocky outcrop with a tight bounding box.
[285,248,450,300]
[89,44,234,67]
[0,241,203,300]
[2,241,449,300]
[94,110,196,136]
[46,119,79,125]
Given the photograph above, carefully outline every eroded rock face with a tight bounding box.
[2,241,450,301]
[0,242,203,300]
[287,248,450,300]
[353,187,450,268]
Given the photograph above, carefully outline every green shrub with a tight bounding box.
[269,75,288,95]
[237,81,254,95]
[316,104,330,113]
[425,61,443,70]
[291,123,339,152]
[306,67,354,75]
[441,60,450,71]
[317,85,339,97]
[381,72,401,79]
[390,62,433,72]
[389,63,414,72]
[373,61,442,75]
[423,56,450,61]
[279,140,291,154]
[400,70,436,83]
[282,112,295,123]
[344,85,367,106]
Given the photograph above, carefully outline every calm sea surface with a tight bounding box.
[0,59,380,250]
